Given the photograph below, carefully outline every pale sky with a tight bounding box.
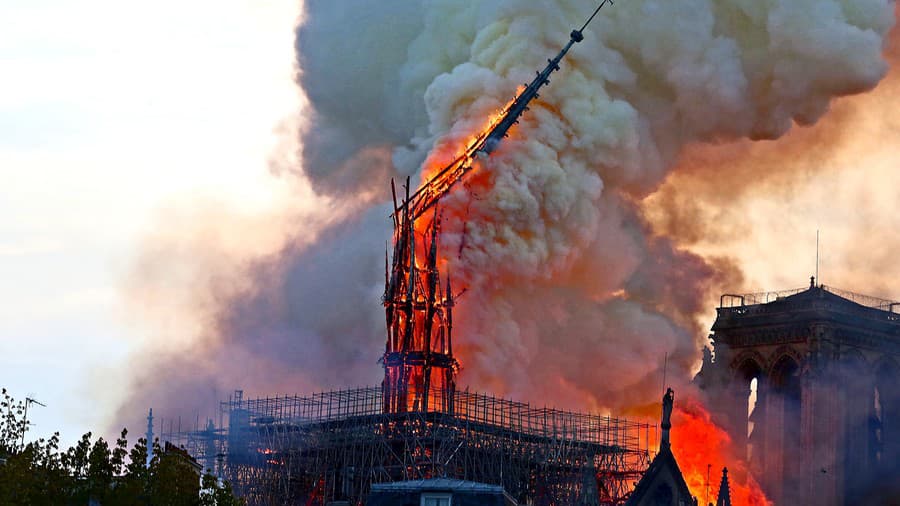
[1,0,303,446]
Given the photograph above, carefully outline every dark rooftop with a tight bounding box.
[720,283,899,314]
[370,478,508,493]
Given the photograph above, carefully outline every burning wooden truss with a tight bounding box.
[378,0,613,417]
[160,5,655,505]
[167,387,654,505]
[382,180,458,415]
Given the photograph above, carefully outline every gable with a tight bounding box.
[625,447,695,506]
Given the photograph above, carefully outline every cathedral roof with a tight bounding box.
[625,445,696,506]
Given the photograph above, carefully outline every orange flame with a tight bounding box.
[672,395,771,506]
[407,93,772,506]
[421,88,523,182]
[412,89,525,266]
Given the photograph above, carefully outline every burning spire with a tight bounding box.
[381,2,613,414]
[115,1,896,503]
[382,180,458,413]
[398,0,613,222]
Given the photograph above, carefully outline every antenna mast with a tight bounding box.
[815,229,819,286]
[662,352,668,392]
[20,397,47,449]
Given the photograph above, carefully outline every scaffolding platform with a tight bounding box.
[165,386,654,505]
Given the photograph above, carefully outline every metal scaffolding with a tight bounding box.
[162,12,652,505]
[166,387,654,506]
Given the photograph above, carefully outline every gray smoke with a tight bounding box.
[113,0,894,433]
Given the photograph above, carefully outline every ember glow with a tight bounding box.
[673,396,770,505]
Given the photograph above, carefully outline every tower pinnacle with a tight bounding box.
[715,467,732,506]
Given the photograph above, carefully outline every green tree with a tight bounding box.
[109,433,148,506]
[0,435,72,505]
[0,388,27,455]
[0,388,244,505]
[87,437,114,503]
[200,472,244,506]
[146,439,199,506]
[111,429,129,476]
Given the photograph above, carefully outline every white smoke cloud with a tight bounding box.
[116,0,894,429]
[375,0,892,409]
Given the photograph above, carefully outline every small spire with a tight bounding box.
[810,276,815,289]
[146,408,154,467]
[715,467,732,506]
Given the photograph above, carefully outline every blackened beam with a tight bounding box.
[481,0,614,154]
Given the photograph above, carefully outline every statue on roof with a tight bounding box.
[661,388,674,449]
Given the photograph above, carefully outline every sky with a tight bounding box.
[2,0,899,449]
[0,0,303,446]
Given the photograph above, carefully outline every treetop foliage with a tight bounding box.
[0,388,243,506]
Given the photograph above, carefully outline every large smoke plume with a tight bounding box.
[288,0,893,409]
[113,0,895,483]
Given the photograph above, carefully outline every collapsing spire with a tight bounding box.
[381,1,615,414]
[382,178,458,414]
[396,0,613,222]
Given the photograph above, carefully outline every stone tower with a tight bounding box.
[697,280,900,505]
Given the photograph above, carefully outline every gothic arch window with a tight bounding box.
[874,359,900,478]
[733,357,764,463]
[770,354,802,505]
[874,383,883,463]
[840,352,872,503]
